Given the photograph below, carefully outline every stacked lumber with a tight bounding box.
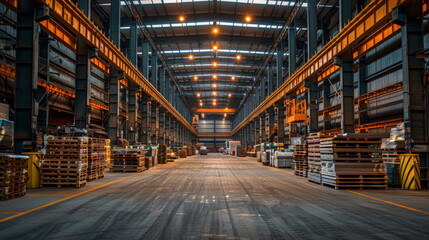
[40,137,88,188]
[293,144,308,177]
[307,133,322,183]
[158,144,167,164]
[87,138,106,181]
[320,133,387,189]
[111,151,145,172]
[0,155,28,200]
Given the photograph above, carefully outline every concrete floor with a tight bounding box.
[0,153,428,239]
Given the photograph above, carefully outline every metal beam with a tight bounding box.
[141,39,149,78]
[194,109,236,113]
[140,14,285,26]
[153,35,272,45]
[339,0,352,30]
[288,27,296,77]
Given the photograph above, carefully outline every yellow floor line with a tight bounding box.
[347,190,429,215]
[272,167,295,175]
[0,172,144,223]
[391,200,429,203]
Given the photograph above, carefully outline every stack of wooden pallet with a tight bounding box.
[0,155,28,200]
[293,144,308,177]
[158,144,167,164]
[178,149,187,158]
[87,138,106,181]
[320,133,387,189]
[40,137,88,188]
[307,133,322,183]
[111,151,145,172]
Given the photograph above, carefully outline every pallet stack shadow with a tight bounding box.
[158,144,167,164]
[294,143,308,177]
[40,137,88,188]
[320,133,387,189]
[111,148,148,172]
[307,133,322,183]
[0,155,28,200]
[87,138,106,180]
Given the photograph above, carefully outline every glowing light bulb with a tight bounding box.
[213,102,217,106]
[245,15,252,23]
[179,15,185,22]
[236,55,241,60]
[212,27,219,34]
[212,61,218,67]
[196,93,201,97]
[212,83,217,88]
[188,54,194,60]
[213,74,217,80]
[199,102,203,106]
[213,45,218,51]
[212,91,217,96]
[231,76,236,81]
[193,76,198,81]
[228,93,232,98]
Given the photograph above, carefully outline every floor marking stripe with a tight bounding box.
[347,190,429,215]
[0,172,145,223]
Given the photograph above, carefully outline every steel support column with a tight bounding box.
[307,0,317,58]
[127,21,138,143]
[159,67,165,96]
[14,0,37,153]
[141,40,150,78]
[323,79,330,131]
[267,66,274,95]
[288,27,296,77]
[108,0,121,144]
[276,46,284,88]
[150,51,158,87]
[340,51,355,133]
[75,0,91,130]
[307,76,319,133]
[339,0,352,30]
[401,5,427,150]
[276,101,285,143]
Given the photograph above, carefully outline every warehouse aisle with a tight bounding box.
[0,154,428,239]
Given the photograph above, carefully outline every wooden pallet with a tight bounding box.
[0,155,28,200]
[321,174,387,189]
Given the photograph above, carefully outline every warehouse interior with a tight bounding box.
[0,0,429,239]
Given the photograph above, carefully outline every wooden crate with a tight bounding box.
[110,152,145,172]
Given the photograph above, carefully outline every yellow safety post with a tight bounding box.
[399,154,421,191]
[22,152,42,189]
[105,139,111,168]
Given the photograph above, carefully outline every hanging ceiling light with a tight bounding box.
[244,15,252,23]
[212,45,218,51]
[231,76,236,81]
[188,54,194,60]
[228,93,232,98]
[212,83,217,88]
[179,15,186,22]
[224,113,227,118]
[199,102,203,106]
[196,92,201,97]
[212,27,219,35]
[212,61,218,67]
[212,101,217,106]
[193,76,198,81]
[212,74,217,80]
[236,54,241,60]
[212,91,218,96]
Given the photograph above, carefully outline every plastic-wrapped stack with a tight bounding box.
[294,144,308,177]
[307,133,322,183]
[40,136,88,188]
[0,155,28,200]
[320,133,387,189]
[87,138,106,180]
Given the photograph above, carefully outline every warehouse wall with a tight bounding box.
[198,119,231,151]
